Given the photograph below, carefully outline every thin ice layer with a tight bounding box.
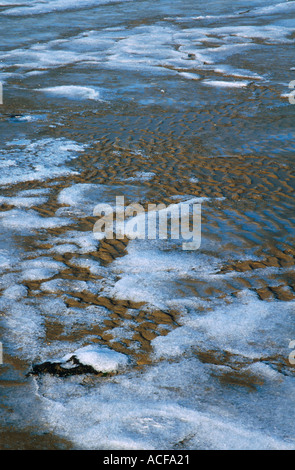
[61,344,129,372]
[0,138,87,186]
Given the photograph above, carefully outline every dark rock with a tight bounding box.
[29,357,109,378]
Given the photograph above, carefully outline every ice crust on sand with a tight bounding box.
[0,138,86,186]
[1,0,295,452]
[0,209,70,233]
[61,345,129,373]
[202,80,249,88]
[39,86,102,101]
[2,0,131,16]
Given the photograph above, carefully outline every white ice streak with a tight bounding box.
[202,80,249,88]
[39,86,102,101]
[1,0,131,16]
[252,1,295,16]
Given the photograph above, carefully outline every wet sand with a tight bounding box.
[1,117,294,358]
[1,104,295,449]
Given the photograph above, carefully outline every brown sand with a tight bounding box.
[0,109,294,448]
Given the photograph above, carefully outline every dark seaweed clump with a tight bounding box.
[29,356,110,377]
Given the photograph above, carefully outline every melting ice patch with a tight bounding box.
[179,72,201,80]
[213,66,263,80]
[1,284,28,300]
[7,114,47,123]
[0,194,48,208]
[106,239,220,309]
[40,278,90,294]
[124,171,155,182]
[0,138,86,186]
[1,0,131,15]
[57,183,107,216]
[0,188,51,211]
[202,80,249,88]
[47,230,99,254]
[0,297,46,359]
[39,86,102,101]
[56,182,148,217]
[33,341,295,450]
[0,1,30,4]
[203,24,295,44]
[252,1,295,16]
[20,258,66,281]
[60,345,130,373]
[152,290,295,361]
[2,20,291,81]
[0,208,70,233]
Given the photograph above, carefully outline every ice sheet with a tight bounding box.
[2,0,131,15]
[0,138,87,186]
[39,86,102,101]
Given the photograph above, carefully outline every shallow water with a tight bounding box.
[0,0,295,450]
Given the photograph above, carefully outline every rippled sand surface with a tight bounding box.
[0,0,295,450]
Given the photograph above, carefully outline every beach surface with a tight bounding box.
[0,0,295,450]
